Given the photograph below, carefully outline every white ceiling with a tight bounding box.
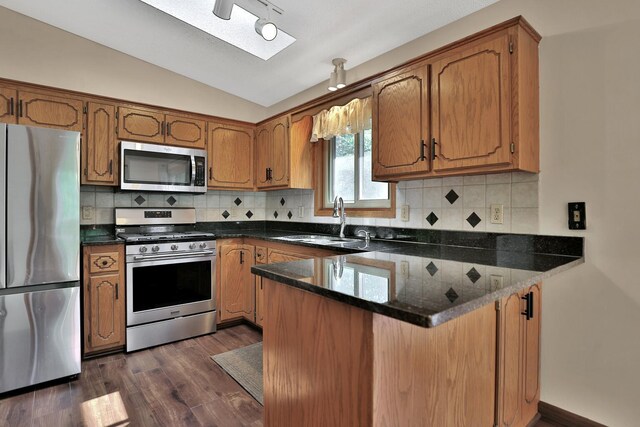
[0,0,498,106]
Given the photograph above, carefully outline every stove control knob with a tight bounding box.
[189,243,197,250]
[152,245,160,253]
[200,242,207,249]
[139,246,148,253]
[171,244,179,251]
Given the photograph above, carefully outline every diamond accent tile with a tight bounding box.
[426,261,438,276]
[273,211,279,218]
[246,210,253,219]
[166,196,177,206]
[280,197,286,206]
[287,211,293,219]
[134,195,146,206]
[221,210,230,219]
[466,212,482,228]
[445,189,459,205]
[234,197,242,206]
[466,267,481,284]
[445,287,459,303]
[426,212,439,226]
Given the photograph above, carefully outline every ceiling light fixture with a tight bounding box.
[254,1,278,41]
[328,58,347,91]
[212,0,234,20]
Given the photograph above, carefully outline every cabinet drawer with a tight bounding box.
[88,251,120,273]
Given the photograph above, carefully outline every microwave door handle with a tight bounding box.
[191,156,196,185]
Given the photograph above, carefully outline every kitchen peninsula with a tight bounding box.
[252,233,583,427]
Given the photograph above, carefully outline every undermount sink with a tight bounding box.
[275,235,361,245]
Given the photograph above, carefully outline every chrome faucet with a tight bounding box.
[332,196,346,238]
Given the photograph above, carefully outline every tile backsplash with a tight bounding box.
[80,172,538,234]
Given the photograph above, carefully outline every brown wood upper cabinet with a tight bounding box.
[372,22,540,180]
[83,101,117,185]
[207,121,254,189]
[82,244,126,356]
[219,244,255,322]
[117,106,206,148]
[0,88,83,131]
[372,66,430,179]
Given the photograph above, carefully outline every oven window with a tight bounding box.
[123,150,191,186]
[132,260,212,312]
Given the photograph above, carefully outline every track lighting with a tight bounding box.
[328,58,347,91]
[255,18,277,41]
[212,0,234,20]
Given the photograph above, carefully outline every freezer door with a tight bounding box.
[6,125,80,288]
[0,124,5,289]
[0,286,81,393]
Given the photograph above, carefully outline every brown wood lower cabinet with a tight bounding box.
[82,244,126,356]
[262,277,542,427]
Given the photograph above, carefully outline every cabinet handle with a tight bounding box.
[265,168,269,182]
[101,260,108,266]
[268,168,273,181]
[115,283,119,300]
[161,121,165,135]
[9,97,14,116]
[109,160,113,175]
[18,100,23,118]
[419,140,426,161]
[240,250,244,264]
[521,292,533,320]
[167,123,171,136]
[209,167,212,179]
[431,138,437,161]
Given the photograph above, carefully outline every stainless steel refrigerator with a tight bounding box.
[0,124,81,394]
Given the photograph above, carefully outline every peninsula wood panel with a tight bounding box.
[371,303,496,427]
[255,125,271,188]
[288,115,314,189]
[207,122,254,189]
[522,283,542,424]
[0,87,17,124]
[372,66,430,179]
[498,292,524,427]
[84,101,117,185]
[117,106,164,143]
[18,90,83,132]
[431,32,512,172]
[263,279,373,427]
[219,244,254,322]
[165,114,206,149]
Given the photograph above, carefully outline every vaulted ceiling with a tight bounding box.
[0,0,498,106]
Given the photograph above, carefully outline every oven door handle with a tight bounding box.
[132,250,215,261]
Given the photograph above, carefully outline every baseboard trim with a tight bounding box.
[539,401,607,427]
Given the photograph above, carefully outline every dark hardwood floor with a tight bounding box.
[0,324,561,427]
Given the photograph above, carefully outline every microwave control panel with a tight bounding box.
[195,157,206,186]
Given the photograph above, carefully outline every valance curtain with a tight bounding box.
[310,97,372,142]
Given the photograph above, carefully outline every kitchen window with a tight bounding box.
[324,129,390,209]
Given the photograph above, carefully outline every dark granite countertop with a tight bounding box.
[252,246,584,328]
[81,235,124,246]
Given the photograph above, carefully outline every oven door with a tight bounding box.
[126,253,215,326]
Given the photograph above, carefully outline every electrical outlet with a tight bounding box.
[490,275,504,289]
[400,261,409,278]
[81,206,94,221]
[568,202,586,230]
[298,206,304,218]
[401,205,410,221]
[490,204,504,224]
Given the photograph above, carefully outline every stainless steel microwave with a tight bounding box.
[120,141,207,193]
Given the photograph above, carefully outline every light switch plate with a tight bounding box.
[401,205,410,222]
[298,206,304,218]
[400,261,409,278]
[82,206,94,221]
[490,275,504,289]
[568,202,586,230]
[490,204,504,224]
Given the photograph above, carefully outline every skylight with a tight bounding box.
[138,0,296,60]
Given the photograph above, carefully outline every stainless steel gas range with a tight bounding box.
[116,208,216,352]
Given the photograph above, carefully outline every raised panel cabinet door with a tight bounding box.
[372,66,430,179]
[521,283,541,423]
[88,273,124,350]
[498,292,523,427]
[208,122,254,189]
[270,116,290,187]
[220,245,254,321]
[165,114,206,149]
[17,90,83,131]
[255,125,272,188]
[117,106,164,143]
[84,102,117,185]
[0,87,18,124]
[431,33,512,172]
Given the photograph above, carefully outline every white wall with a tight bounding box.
[0,7,266,123]
[266,1,640,425]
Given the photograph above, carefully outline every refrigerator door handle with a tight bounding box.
[0,124,5,289]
